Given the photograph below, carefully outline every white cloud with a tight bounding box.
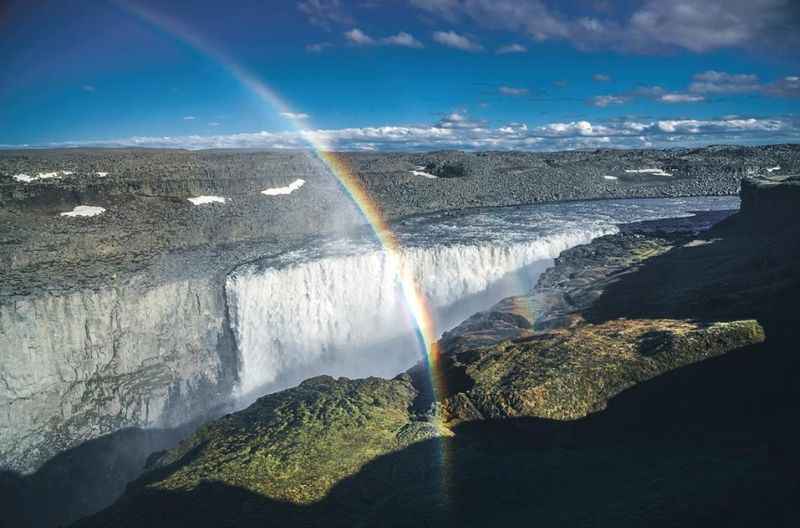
[499,85,528,96]
[496,43,527,54]
[33,116,800,152]
[410,0,800,53]
[689,70,761,93]
[306,42,332,53]
[593,73,611,82]
[82,84,96,92]
[659,93,706,103]
[345,28,375,45]
[764,76,800,97]
[208,122,221,127]
[280,112,311,120]
[382,32,424,48]
[183,116,196,121]
[298,0,352,29]
[590,95,627,107]
[432,30,483,51]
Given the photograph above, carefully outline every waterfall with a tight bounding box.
[226,225,616,398]
[225,195,740,401]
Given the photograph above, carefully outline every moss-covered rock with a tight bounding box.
[442,319,765,422]
[139,374,425,504]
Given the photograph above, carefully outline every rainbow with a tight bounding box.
[115,1,448,407]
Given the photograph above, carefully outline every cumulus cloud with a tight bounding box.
[345,28,375,45]
[432,30,483,51]
[436,110,484,129]
[499,85,528,96]
[410,0,800,53]
[593,73,611,82]
[382,32,424,48]
[42,115,799,152]
[344,29,424,48]
[496,43,527,54]
[597,85,704,105]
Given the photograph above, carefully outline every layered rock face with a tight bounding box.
[0,277,238,474]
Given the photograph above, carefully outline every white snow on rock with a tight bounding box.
[13,171,66,183]
[96,171,109,177]
[624,168,672,177]
[62,171,74,176]
[188,195,226,205]
[59,206,106,218]
[603,175,618,180]
[766,166,781,173]
[410,166,438,179]
[262,178,305,196]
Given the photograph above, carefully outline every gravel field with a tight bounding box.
[1,144,798,297]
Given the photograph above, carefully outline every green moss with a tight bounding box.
[144,375,422,504]
[444,319,765,422]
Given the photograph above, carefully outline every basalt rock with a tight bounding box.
[440,319,764,423]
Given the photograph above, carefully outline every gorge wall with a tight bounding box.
[0,276,238,474]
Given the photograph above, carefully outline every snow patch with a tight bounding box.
[410,166,438,179]
[13,171,66,183]
[262,178,305,196]
[59,205,106,218]
[96,172,109,177]
[603,175,618,180]
[188,195,226,205]
[766,166,781,173]
[624,168,672,177]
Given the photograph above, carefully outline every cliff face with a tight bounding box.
[0,277,237,474]
[738,175,800,228]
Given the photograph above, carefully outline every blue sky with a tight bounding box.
[1,0,799,150]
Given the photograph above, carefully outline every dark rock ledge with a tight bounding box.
[70,175,800,528]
